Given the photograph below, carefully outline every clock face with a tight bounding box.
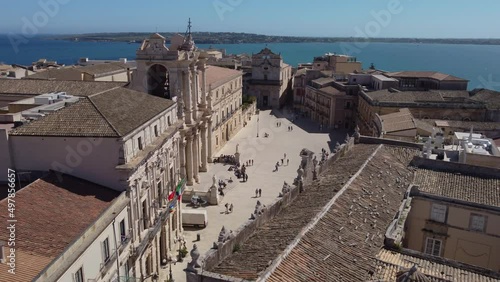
[152,42,161,52]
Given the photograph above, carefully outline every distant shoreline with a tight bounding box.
[42,32,500,46]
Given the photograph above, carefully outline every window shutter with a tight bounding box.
[101,241,105,263]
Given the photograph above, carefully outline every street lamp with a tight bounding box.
[169,261,174,282]
[256,111,260,137]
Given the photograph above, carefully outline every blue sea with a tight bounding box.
[1,35,500,91]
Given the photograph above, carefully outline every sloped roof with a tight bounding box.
[24,67,83,80]
[319,86,342,96]
[210,144,393,281]
[373,249,500,282]
[0,172,120,282]
[386,71,468,82]
[413,168,500,208]
[9,87,175,137]
[0,79,126,97]
[470,89,500,109]
[80,62,131,76]
[312,77,335,86]
[204,65,242,89]
[381,108,417,133]
[266,146,414,282]
[366,89,471,103]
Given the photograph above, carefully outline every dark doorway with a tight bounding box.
[147,64,170,98]
[263,95,268,107]
[226,125,229,141]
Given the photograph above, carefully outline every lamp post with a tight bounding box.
[169,261,174,282]
[256,111,260,137]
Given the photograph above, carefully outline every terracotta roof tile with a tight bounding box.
[205,66,242,88]
[267,146,414,281]
[381,108,417,133]
[366,89,471,104]
[0,172,120,282]
[0,79,126,97]
[386,71,468,82]
[9,87,175,137]
[210,144,381,280]
[413,168,500,208]
[372,249,500,281]
[9,98,118,137]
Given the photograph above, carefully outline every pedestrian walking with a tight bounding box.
[225,203,229,214]
[284,153,287,159]
[246,174,249,181]
[275,164,278,171]
[229,203,233,213]
[251,159,253,166]
[258,189,262,197]
[287,159,289,165]
[281,159,284,165]
[255,189,259,197]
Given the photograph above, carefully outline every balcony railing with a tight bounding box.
[131,180,186,260]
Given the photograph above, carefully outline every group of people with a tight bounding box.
[215,154,236,164]
[276,121,283,127]
[224,202,234,214]
[255,188,262,198]
[244,160,254,166]
[287,125,294,131]
[274,153,289,172]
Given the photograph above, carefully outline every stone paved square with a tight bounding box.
[165,108,347,281]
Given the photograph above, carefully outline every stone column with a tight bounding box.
[200,65,207,108]
[207,119,213,163]
[183,70,192,125]
[200,122,208,172]
[192,129,200,183]
[191,65,198,121]
[179,138,186,180]
[185,134,194,186]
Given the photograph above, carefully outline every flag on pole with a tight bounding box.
[176,179,185,196]
[167,191,175,201]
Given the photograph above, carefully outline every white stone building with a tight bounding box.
[0,24,246,281]
[247,48,292,108]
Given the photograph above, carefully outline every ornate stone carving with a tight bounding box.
[186,244,201,272]
[279,181,292,197]
[353,125,361,143]
[217,226,231,243]
[252,200,266,217]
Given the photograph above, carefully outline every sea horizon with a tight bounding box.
[1,35,500,91]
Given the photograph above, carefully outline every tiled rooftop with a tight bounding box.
[210,144,382,280]
[267,146,414,282]
[385,71,468,82]
[318,86,342,96]
[380,108,417,133]
[413,168,500,208]
[365,89,471,104]
[0,172,120,282]
[80,62,131,76]
[0,79,126,97]
[417,119,500,132]
[204,65,242,88]
[25,67,83,80]
[371,249,500,282]
[471,89,500,110]
[9,87,175,137]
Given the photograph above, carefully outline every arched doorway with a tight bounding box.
[147,64,170,98]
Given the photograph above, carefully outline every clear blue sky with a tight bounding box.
[1,0,499,38]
